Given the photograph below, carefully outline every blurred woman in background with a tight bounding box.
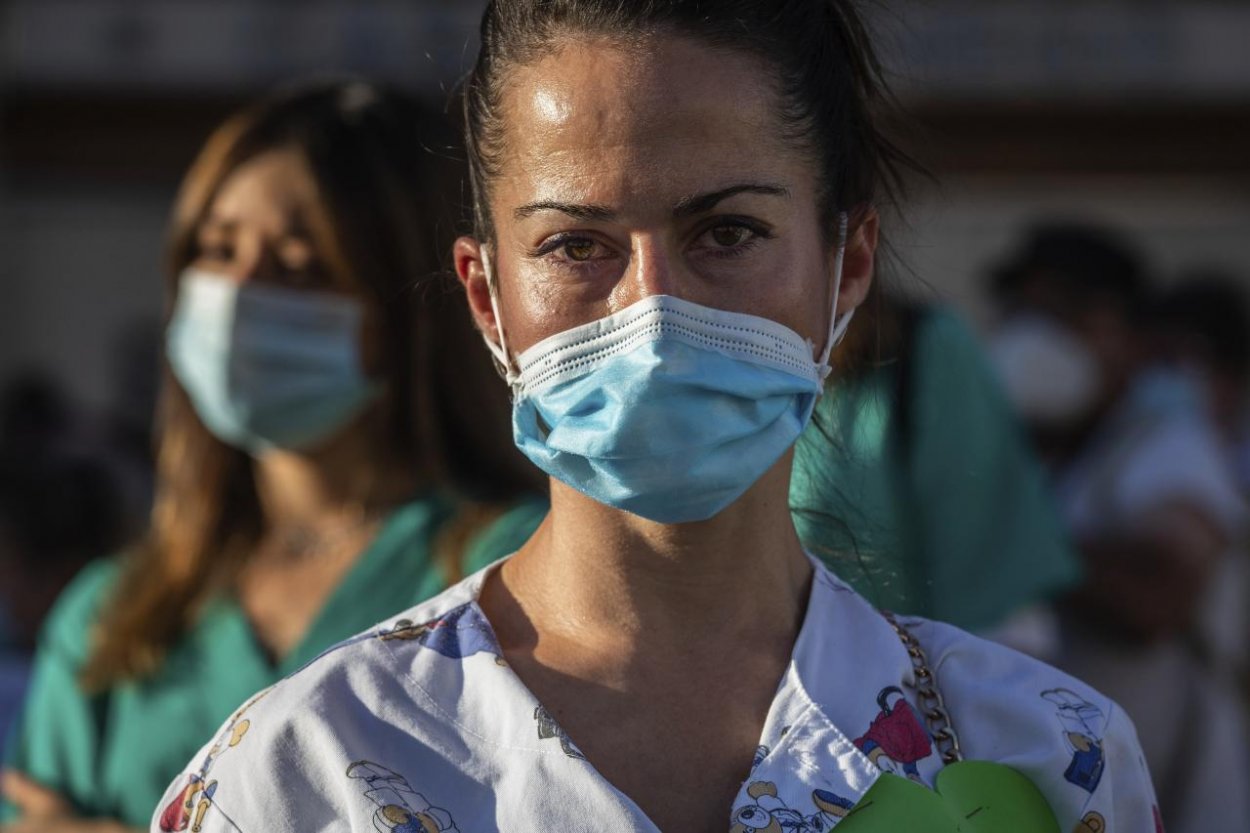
[0,80,541,831]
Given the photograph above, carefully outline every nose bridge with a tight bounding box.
[620,233,678,305]
[235,230,279,284]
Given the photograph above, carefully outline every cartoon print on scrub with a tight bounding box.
[1041,688,1105,794]
[751,745,771,771]
[347,760,461,833]
[752,724,795,772]
[730,781,854,833]
[159,692,266,832]
[1073,811,1106,833]
[534,704,586,760]
[379,603,503,662]
[853,686,934,780]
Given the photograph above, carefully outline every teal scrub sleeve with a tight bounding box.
[463,498,548,575]
[908,310,1081,629]
[1,559,119,821]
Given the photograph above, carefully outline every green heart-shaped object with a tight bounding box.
[834,761,1061,832]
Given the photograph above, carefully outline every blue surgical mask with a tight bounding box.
[482,214,853,523]
[166,269,381,453]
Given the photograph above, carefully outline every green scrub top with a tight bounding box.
[790,306,1080,630]
[0,495,546,826]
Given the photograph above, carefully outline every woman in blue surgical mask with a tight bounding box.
[153,4,1157,832]
[0,81,542,831]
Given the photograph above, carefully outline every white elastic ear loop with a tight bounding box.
[479,248,520,386]
[816,212,855,380]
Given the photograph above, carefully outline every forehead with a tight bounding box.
[494,33,810,212]
[207,148,319,229]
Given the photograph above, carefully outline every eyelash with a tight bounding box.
[531,218,774,265]
[532,233,598,261]
[697,217,774,259]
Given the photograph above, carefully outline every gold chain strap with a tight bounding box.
[881,610,963,765]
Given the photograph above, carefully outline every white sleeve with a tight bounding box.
[1115,420,1246,539]
[149,731,243,833]
[1077,703,1161,833]
[149,687,276,833]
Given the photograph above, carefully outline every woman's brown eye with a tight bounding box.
[564,240,596,261]
[711,226,750,247]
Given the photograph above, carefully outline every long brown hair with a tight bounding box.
[82,81,539,689]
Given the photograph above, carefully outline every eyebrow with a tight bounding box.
[672,184,790,218]
[512,183,790,223]
[198,211,313,239]
[513,201,616,222]
[198,216,234,234]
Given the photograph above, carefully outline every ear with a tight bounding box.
[453,236,502,349]
[835,206,879,315]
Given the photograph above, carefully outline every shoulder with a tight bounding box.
[909,306,989,373]
[903,616,1156,827]
[908,306,1011,407]
[232,572,486,724]
[909,615,1116,732]
[912,305,975,349]
[35,557,121,661]
[151,575,492,831]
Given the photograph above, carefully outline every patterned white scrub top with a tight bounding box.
[152,558,1159,833]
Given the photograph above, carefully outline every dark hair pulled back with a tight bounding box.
[464,0,914,241]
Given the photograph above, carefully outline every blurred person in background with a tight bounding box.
[0,374,76,653]
[0,451,127,749]
[791,287,1080,658]
[0,375,75,462]
[988,222,1250,833]
[0,80,543,831]
[1148,273,1250,686]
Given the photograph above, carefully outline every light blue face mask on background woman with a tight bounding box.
[484,214,853,524]
[166,269,381,453]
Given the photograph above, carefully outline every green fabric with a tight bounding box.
[0,495,541,826]
[463,498,547,574]
[834,763,1060,832]
[790,307,1080,629]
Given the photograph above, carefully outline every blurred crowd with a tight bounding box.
[986,225,1250,831]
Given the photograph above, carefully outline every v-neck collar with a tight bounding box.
[285,496,451,672]
[202,495,451,692]
[381,554,933,831]
[728,565,940,827]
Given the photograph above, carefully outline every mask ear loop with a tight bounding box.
[816,212,855,382]
[479,248,521,388]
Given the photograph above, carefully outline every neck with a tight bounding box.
[501,453,811,650]
[252,408,413,530]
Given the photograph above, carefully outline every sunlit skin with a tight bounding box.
[0,148,412,833]
[455,33,877,833]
